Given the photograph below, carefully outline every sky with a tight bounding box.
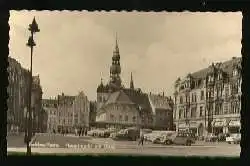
[9,11,242,101]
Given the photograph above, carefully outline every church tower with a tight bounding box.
[109,34,122,91]
[130,72,134,89]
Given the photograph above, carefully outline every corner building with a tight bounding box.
[173,57,241,137]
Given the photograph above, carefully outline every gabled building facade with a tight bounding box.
[57,93,75,133]
[42,98,58,133]
[72,91,90,129]
[173,57,241,137]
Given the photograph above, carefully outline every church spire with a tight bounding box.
[115,32,119,53]
[130,72,134,89]
[109,33,122,89]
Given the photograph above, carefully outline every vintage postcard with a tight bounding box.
[7,11,242,157]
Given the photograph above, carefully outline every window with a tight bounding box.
[180,96,183,104]
[179,109,182,119]
[225,86,229,97]
[132,116,136,123]
[233,69,238,76]
[125,115,128,122]
[199,106,203,117]
[236,102,240,114]
[215,104,219,115]
[119,115,122,121]
[110,114,114,121]
[191,107,196,118]
[201,91,204,100]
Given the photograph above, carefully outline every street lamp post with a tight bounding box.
[26,17,40,156]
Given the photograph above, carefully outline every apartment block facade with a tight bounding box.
[173,57,241,137]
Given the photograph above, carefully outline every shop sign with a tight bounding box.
[229,120,241,127]
[214,121,224,127]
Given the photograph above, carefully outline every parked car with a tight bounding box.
[144,133,156,142]
[112,127,140,141]
[226,133,241,144]
[205,133,218,142]
[153,132,178,145]
[102,128,118,138]
[172,132,195,146]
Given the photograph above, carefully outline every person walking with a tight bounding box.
[78,128,81,137]
[75,128,78,136]
[138,132,144,146]
[85,128,88,136]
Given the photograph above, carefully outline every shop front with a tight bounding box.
[212,119,226,135]
[197,123,205,137]
[228,119,241,134]
[177,122,187,132]
[189,122,198,136]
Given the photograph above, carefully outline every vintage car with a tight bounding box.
[153,132,178,145]
[171,132,196,146]
[102,128,118,138]
[112,127,140,141]
[226,133,241,144]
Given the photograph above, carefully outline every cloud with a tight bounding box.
[9,11,242,100]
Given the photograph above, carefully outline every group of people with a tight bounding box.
[75,127,88,137]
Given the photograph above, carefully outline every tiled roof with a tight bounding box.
[99,88,152,112]
[148,94,172,110]
[123,88,152,111]
[190,57,241,79]
[104,90,135,105]
[57,94,76,105]
[42,99,58,108]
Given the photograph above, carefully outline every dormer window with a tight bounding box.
[217,72,222,80]
[233,68,238,76]
[210,75,213,82]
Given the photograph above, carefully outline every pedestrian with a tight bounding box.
[138,133,144,146]
[85,128,88,136]
[81,128,85,136]
[75,128,78,136]
[78,128,81,137]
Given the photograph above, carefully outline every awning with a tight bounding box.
[189,122,198,128]
[229,120,241,127]
[178,122,197,128]
[178,123,187,128]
